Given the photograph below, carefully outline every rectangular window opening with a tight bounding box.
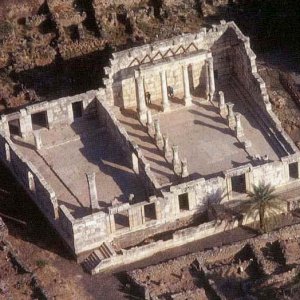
[114,211,130,230]
[179,193,189,211]
[289,162,299,180]
[31,111,48,130]
[144,203,156,220]
[8,119,21,136]
[231,174,247,194]
[72,101,83,119]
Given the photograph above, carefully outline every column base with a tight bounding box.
[184,96,192,106]
[162,103,170,112]
[227,116,236,129]
[138,110,147,123]
[236,129,245,139]
[219,106,227,117]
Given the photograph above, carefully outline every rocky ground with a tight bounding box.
[1,1,300,299]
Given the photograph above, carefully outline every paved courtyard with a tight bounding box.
[117,80,280,181]
[14,118,146,218]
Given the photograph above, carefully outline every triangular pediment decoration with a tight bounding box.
[163,48,175,58]
[152,51,163,61]
[175,45,185,55]
[186,42,198,53]
[141,54,152,64]
[129,58,140,67]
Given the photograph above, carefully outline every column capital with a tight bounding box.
[134,69,143,79]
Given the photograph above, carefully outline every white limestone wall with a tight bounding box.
[3,90,98,138]
[104,21,242,107]
[0,135,58,220]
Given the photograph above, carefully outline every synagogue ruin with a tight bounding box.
[0,21,299,274]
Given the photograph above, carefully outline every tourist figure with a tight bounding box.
[145,91,151,105]
[167,86,174,98]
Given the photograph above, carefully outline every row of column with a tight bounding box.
[134,63,194,122]
[147,112,189,179]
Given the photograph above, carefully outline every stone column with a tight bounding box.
[146,110,154,134]
[146,110,153,127]
[86,172,100,211]
[160,70,170,112]
[172,145,181,174]
[226,102,235,129]
[5,143,10,162]
[1,115,9,138]
[181,158,189,178]
[182,65,192,106]
[135,72,147,122]
[19,109,32,139]
[163,134,171,158]
[28,171,35,192]
[33,131,42,150]
[235,113,244,138]
[205,61,210,100]
[154,119,163,146]
[132,153,139,174]
[207,57,215,101]
[218,91,227,116]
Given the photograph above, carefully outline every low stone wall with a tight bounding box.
[92,218,240,274]
[0,135,58,221]
[2,90,98,138]
[91,200,293,274]
[58,205,110,255]
[231,24,298,155]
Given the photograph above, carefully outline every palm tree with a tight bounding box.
[242,182,285,233]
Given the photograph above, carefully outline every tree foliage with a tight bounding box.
[242,183,285,233]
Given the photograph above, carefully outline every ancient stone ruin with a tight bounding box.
[0,21,299,274]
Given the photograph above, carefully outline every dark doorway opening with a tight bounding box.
[179,193,189,211]
[114,211,130,230]
[31,111,48,130]
[289,162,299,180]
[144,203,156,220]
[72,101,83,119]
[231,174,246,194]
[8,119,21,136]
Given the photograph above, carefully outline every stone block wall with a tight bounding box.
[121,77,137,108]
[58,205,110,254]
[0,135,58,221]
[72,211,109,254]
[104,22,235,107]
[2,90,98,139]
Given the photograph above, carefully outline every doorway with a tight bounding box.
[31,111,48,130]
[289,162,299,180]
[144,203,156,220]
[231,174,247,194]
[72,101,83,119]
[178,193,189,211]
[8,119,21,136]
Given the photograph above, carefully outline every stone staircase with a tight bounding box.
[82,242,116,273]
